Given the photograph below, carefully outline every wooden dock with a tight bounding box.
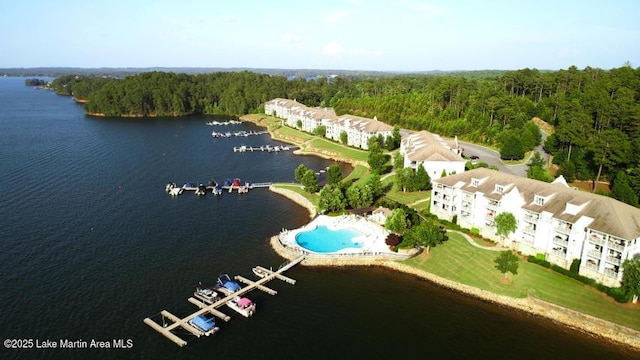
[233,145,292,153]
[143,255,305,347]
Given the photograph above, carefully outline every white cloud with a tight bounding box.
[322,9,349,24]
[282,32,304,44]
[322,41,345,58]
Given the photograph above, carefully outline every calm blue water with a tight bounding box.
[0,77,638,360]
[296,225,363,252]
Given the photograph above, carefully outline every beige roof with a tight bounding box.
[265,98,305,108]
[435,168,640,240]
[291,106,337,120]
[402,131,465,162]
[335,114,393,133]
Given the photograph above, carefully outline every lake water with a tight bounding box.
[0,77,637,360]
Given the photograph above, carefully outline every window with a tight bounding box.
[471,178,479,187]
[534,195,545,206]
[495,185,504,194]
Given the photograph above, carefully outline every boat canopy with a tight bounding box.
[189,315,216,332]
[223,281,241,292]
[238,298,253,308]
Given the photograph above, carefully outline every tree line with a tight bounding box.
[50,65,640,201]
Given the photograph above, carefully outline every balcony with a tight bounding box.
[554,223,573,235]
[551,249,567,258]
[487,202,499,211]
[485,211,495,220]
[587,250,602,259]
[584,261,599,271]
[462,201,471,209]
[523,227,536,236]
[461,210,470,218]
[521,233,535,244]
[604,268,619,278]
[553,236,569,247]
[607,241,625,252]
[589,232,605,245]
[524,213,539,223]
[606,256,621,266]
[463,194,473,201]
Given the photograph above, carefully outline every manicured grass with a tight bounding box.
[309,138,369,162]
[343,164,369,184]
[403,233,640,330]
[385,190,430,205]
[274,126,314,142]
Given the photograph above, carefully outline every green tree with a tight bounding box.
[527,152,554,182]
[314,125,326,137]
[318,184,346,213]
[385,208,409,235]
[403,219,448,253]
[393,151,404,170]
[340,130,348,145]
[295,164,310,183]
[499,131,525,160]
[621,258,640,303]
[414,165,432,191]
[611,171,639,207]
[346,184,373,209]
[296,119,302,128]
[494,251,520,279]
[495,212,517,244]
[591,129,632,189]
[395,167,414,192]
[367,142,387,174]
[365,173,384,198]
[326,164,342,185]
[301,169,318,193]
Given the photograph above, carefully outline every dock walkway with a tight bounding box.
[144,255,305,347]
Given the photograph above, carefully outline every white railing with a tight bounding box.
[553,237,569,247]
[606,256,621,266]
[584,262,599,271]
[607,241,625,252]
[587,250,602,259]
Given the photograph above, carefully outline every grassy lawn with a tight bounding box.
[403,233,640,330]
[385,190,430,205]
[272,183,319,207]
[274,125,314,142]
[309,138,369,162]
[343,164,369,184]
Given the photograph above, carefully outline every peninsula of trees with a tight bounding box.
[50,65,640,203]
[25,78,46,86]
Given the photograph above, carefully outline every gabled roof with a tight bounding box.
[402,131,465,162]
[335,114,393,133]
[435,168,640,240]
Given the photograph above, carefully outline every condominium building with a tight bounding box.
[400,131,466,180]
[430,168,640,287]
[264,98,392,150]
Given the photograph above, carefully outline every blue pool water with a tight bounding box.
[296,225,364,253]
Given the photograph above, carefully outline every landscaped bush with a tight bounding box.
[470,227,480,235]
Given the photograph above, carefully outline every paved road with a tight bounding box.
[458,129,549,178]
[459,141,527,177]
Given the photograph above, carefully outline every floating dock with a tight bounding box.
[233,145,292,153]
[144,255,305,347]
[212,130,268,138]
[165,181,273,196]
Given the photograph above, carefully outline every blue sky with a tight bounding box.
[2,0,638,71]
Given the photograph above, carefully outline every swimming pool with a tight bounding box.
[295,225,364,253]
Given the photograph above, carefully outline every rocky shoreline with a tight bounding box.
[268,185,316,218]
[269,235,640,351]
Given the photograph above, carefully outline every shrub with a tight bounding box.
[470,227,480,235]
[570,258,581,274]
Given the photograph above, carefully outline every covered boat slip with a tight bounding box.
[144,255,305,347]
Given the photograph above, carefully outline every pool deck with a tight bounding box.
[274,215,421,264]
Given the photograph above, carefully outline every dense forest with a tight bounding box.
[50,65,640,203]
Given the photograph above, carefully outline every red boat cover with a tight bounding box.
[238,298,253,308]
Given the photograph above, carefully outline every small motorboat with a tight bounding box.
[194,287,220,305]
[252,267,271,278]
[226,296,256,318]
[216,274,241,296]
[188,315,220,336]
